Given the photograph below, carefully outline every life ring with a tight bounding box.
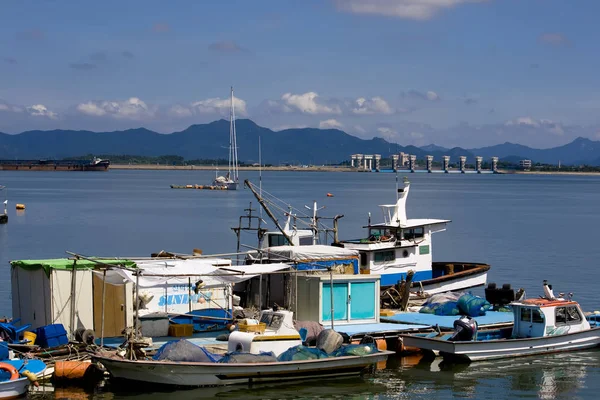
[0,362,19,380]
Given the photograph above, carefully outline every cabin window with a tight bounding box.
[299,236,313,246]
[566,306,582,323]
[268,234,289,247]
[555,306,581,326]
[374,250,395,263]
[520,308,531,322]
[403,227,424,240]
[532,309,544,323]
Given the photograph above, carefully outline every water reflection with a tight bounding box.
[386,349,600,399]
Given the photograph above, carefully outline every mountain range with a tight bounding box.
[1,119,600,166]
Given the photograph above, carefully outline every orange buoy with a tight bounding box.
[326,193,334,197]
[15,204,25,210]
[0,362,19,380]
[53,361,92,380]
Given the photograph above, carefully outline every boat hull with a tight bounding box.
[382,262,490,294]
[0,377,29,399]
[401,327,600,362]
[94,351,392,387]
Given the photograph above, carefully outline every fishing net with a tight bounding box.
[153,339,221,363]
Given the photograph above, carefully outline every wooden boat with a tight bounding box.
[401,282,600,362]
[93,350,392,387]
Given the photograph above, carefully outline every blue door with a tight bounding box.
[350,282,376,320]
[322,283,348,321]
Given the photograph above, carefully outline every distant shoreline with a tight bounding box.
[109,164,600,175]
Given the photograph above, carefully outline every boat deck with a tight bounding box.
[336,322,429,337]
[98,330,227,350]
[381,311,513,330]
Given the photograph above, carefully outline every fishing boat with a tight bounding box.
[401,281,600,362]
[213,87,239,190]
[0,358,46,399]
[93,349,391,387]
[241,177,489,296]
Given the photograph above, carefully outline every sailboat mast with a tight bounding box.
[230,86,239,182]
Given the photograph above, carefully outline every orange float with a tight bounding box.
[0,362,19,381]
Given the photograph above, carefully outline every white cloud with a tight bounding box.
[77,97,155,120]
[273,124,308,131]
[319,119,344,129]
[333,0,487,21]
[0,103,23,113]
[353,96,393,115]
[505,117,540,127]
[377,126,397,140]
[167,105,193,118]
[354,125,367,134]
[281,92,341,114]
[26,104,57,119]
[426,91,440,101]
[191,96,247,116]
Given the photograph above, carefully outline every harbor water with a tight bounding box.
[1,170,600,399]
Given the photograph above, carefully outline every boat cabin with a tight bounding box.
[511,298,590,338]
[337,179,450,287]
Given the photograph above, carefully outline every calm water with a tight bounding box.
[1,170,600,399]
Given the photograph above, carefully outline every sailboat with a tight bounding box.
[213,87,239,190]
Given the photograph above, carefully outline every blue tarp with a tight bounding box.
[382,311,513,329]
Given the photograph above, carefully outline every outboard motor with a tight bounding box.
[448,316,478,342]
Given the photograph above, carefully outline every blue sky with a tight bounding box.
[1,0,599,148]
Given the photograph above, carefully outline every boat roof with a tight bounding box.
[512,298,580,308]
[10,258,136,276]
[367,218,451,229]
[260,245,359,261]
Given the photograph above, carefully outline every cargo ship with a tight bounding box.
[0,157,110,171]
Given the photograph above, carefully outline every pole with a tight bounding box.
[70,259,78,339]
[329,268,334,330]
[101,269,107,347]
[244,179,294,245]
[259,275,263,311]
[188,277,192,313]
[135,271,140,337]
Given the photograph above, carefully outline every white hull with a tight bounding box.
[402,327,600,361]
[95,351,391,387]
[419,270,488,295]
[213,179,238,190]
[0,377,29,399]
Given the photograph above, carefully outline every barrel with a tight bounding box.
[53,361,92,380]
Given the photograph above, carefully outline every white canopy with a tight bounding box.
[93,258,291,288]
[253,245,359,263]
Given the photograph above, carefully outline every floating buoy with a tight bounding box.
[15,203,25,210]
[326,193,334,197]
[53,361,92,380]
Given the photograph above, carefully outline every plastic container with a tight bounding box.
[140,313,169,337]
[36,324,69,348]
[168,324,193,337]
[238,322,266,333]
[23,331,37,345]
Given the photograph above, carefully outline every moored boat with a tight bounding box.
[401,281,600,362]
[93,349,391,387]
[212,87,239,190]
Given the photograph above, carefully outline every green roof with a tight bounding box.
[10,258,137,276]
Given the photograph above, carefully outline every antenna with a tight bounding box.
[395,170,399,202]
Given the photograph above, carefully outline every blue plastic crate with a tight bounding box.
[35,324,69,348]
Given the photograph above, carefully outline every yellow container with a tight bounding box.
[238,322,266,334]
[168,324,193,337]
[23,331,37,345]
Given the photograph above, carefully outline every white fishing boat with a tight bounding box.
[0,377,30,399]
[243,177,489,295]
[94,349,391,387]
[213,87,239,190]
[401,281,600,362]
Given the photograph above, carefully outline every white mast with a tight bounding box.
[229,86,239,183]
